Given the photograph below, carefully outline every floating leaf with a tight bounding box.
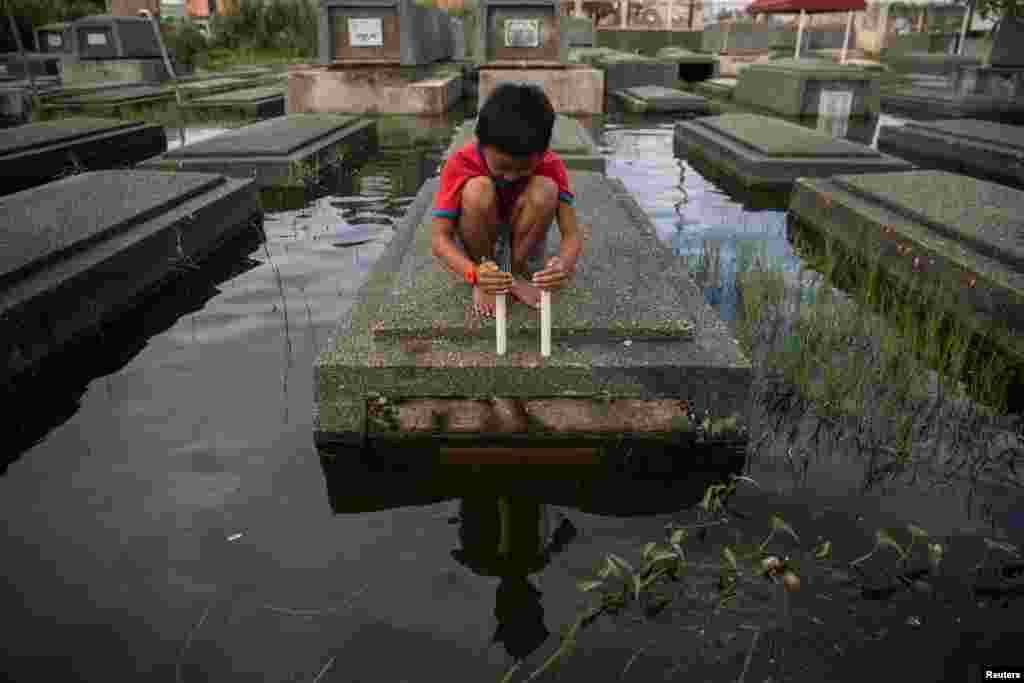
[877,529,907,560]
[928,543,944,568]
[600,557,620,579]
[642,542,657,561]
[723,546,738,570]
[670,528,687,546]
[814,540,832,560]
[984,538,1021,556]
[907,524,930,540]
[577,580,604,593]
[771,516,800,542]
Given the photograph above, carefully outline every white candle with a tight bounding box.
[540,290,551,357]
[496,293,507,355]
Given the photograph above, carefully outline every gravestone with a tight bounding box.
[476,0,566,64]
[673,113,913,189]
[990,16,1024,68]
[36,23,75,55]
[816,89,852,138]
[0,118,167,196]
[318,0,453,66]
[1,170,261,382]
[72,15,162,60]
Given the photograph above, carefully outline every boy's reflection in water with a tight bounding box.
[450,495,577,661]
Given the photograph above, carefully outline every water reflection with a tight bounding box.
[319,457,743,662]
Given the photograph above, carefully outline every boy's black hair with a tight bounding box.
[475,83,555,157]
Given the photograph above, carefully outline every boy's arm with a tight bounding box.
[555,201,581,275]
[431,215,475,277]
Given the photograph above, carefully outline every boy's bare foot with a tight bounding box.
[510,279,542,310]
[473,285,497,317]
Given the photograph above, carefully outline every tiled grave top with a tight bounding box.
[164,114,364,158]
[0,118,145,155]
[701,114,879,158]
[0,170,224,284]
[372,171,698,340]
[901,119,1024,151]
[833,170,1024,270]
[188,85,285,103]
[624,85,706,101]
[72,85,169,103]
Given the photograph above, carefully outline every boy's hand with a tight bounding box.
[478,261,513,295]
[532,256,569,291]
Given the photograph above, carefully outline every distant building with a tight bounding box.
[109,0,163,20]
[184,0,239,17]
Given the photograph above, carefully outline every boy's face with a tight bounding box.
[481,144,541,184]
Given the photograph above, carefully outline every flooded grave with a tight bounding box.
[0,118,167,196]
[289,0,460,115]
[733,59,881,118]
[570,48,678,94]
[692,76,736,100]
[673,113,912,190]
[0,54,61,82]
[656,47,720,82]
[612,85,711,114]
[64,14,171,85]
[877,119,1024,191]
[0,170,260,383]
[314,172,751,460]
[139,114,377,189]
[36,23,74,55]
[886,52,981,78]
[594,28,704,56]
[40,84,174,115]
[879,85,1024,124]
[477,0,604,114]
[181,85,286,119]
[445,113,604,172]
[789,170,1024,382]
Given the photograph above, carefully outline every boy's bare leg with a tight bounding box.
[508,176,559,309]
[458,176,500,316]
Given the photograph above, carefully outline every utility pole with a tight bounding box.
[688,0,695,28]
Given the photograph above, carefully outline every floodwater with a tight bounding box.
[2,99,1022,682]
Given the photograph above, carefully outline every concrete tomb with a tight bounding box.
[1,170,261,383]
[40,84,173,115]
[0,118,167,196]
[612,85,711,114]
[692,77,736,100]
[673,113,913,189]
[563,16,594,47]
[656,47,719,82]
[318,0,454,66]
[0,54,62,81]
[876,119,1024,191]
[788,170,1024,368]
[182,85,286,118]
[886,52,980,77]
[594,29,704,57]
[314,172,751,457]
[445,114,604,173]
[476,0,603,114]
[732,59,881,118]
[879,85,1024,124]
[569,48,678,94]
[139,114,377,189]
[36,23,75,55]
[71,15,163,60]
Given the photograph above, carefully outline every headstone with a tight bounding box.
[72,15,163,60]
[990,16,1024,68]
[476,0,565,64]
[318,0,454,66]
[36,23,75,55]
[1,170,261,382]
[674,113,913,188]
[816,89,852,138]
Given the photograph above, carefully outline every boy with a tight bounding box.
[431,83,582,317]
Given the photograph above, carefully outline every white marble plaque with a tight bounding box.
[505,19,540,48]
[47,34,63,48]
[348,18,383,47]
[86,32,108,46]
[818,90,853,121]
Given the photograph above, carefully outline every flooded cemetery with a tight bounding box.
[2,0,1024,680]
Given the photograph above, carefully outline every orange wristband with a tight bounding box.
[464,267,477,286]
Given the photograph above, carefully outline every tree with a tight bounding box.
[957,0,1020,21]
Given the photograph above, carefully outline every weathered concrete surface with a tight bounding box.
[877,119,1024,191]
[286,65,463,114]
[588,51,679,93]
[613,85,710,114]
[955,65,1024,100]
[478,65,603,114]
[733,59,881,118]
[39,84,175,116]
[314,171,751,453]
[564,16,594,47]
[445,114,604,173]
[0,118,167,196]
[62,58,171,85]
[139,113,377,189]
[674,113,912,189]
[886,52,981,77]
[693,77,736,100]
[879,85,1024,124]
[318,0,454,66]
[0,54,61,81]
[788,170,1024,364]
[1,170,261,383]
[182,85,286,118]
[595,28,703,56]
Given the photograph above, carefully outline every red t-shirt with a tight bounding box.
[432,140,574,222]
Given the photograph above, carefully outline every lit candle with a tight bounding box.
[541,290,551,357]
[496,292,507,355]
